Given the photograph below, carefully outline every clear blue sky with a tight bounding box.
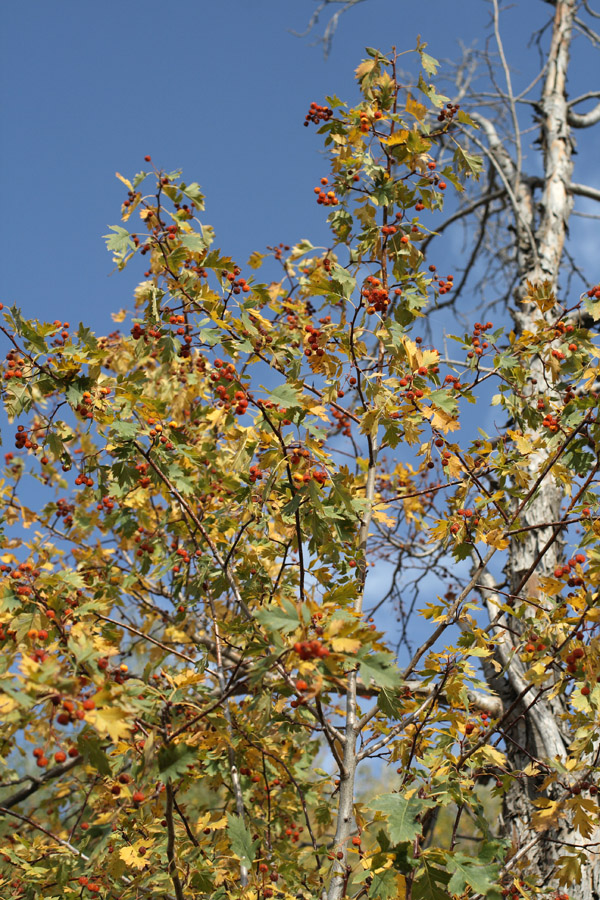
[2,0,578,335]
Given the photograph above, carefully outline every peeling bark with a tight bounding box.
[481,1,600,894]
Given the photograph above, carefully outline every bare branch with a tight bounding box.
[568,98,600,126]
[0,756,82,810]
[569,182,600,201]
[290,0,366,58]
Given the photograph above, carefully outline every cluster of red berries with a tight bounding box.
[172,545,192,574]
[146,418,175,450]
[501,882,527,898]
[224,267,251,294]
[33,745,80,769]
[313,177,339,206]
[554,554,586,579]
[293,639,330,660]
[361,275,395,315]
[443,373,463,391]
[268,242,290,263]
[122,187,140,210]
[3,348,27,381]
[464,711,490,735]
[524,637,547,654]
[131,322,145,340]
[55,497,75,527]
[3,561,39,598]
[134,525,155,557]
[358,108,383,133]
[96,495,117,513]
[399,373,425,401]
[54,695,96,728]
[436,101,460,123]
[303,102,333,126]
[332,406,352,438]
[211,359,236,381]
[565,645,586,677]
[49,319,70,348]
[542,412,560,432]
[304,322,327,358]
[466,320,492,358]
[135,461,151,489]
[14,425,37,451]
[98,658,130,685]
[587,283,600,300]
[435,274,454,296]
[249,464,264,484]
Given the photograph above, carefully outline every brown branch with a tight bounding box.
[166,782,187,900]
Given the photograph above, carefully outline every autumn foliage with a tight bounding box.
[1,45,600,900]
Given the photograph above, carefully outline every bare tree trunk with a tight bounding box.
[482,2,600,894]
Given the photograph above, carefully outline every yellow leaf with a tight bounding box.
[421,405,460,434]
[115,172,133,191]
[1,553,20,564]
[556,854,582,886]
[372,504,396,527]
[531,799,561,831]
[383,130,410,147]
[88,706,132,742]
[331,637,362,654]
[479,744,506,767]
[248,308,272,330]
[119,839,154,869]
[20,506,38,529]
[507,429,532,455]
[111,309,128,323]
[569,796,597,838]
[406,95,428,123]
[355,60,377,81]
[522,279,555,313]
[483,529,509,550]
[0,694,18,715]
[170,669,205,688]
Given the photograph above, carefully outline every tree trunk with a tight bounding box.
[483,1,600,894]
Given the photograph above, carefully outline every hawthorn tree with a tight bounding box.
[1,14,600,900]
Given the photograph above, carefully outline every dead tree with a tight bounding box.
[302,0,600,894]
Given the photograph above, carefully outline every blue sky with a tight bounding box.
[1,0,576,334]
[1,0,598,687]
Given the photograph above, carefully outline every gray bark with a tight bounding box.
[481,1,600,894]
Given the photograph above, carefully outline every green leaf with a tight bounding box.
[377,687,404,720]
[368,867,400,900]
[370,793,435,843]
[104,225,134,256]
[359,651,402,688]
[453,144,483,179]
[268,383,302,409]
[180,181,205,208]
[419,51,439,75]
[227,814,258,868]
[446,852,501,898]
[77,729,111,777]
[412,861,451,900]
[255,599,299,634]
[180,233,207,253]
[158,743,196,780]
[111,421,139,440]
